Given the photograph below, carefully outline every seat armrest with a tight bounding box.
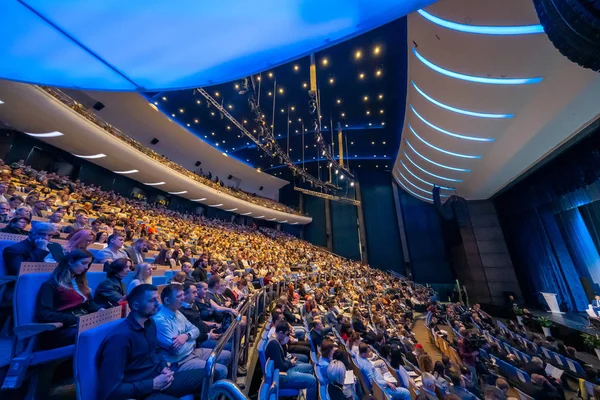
[0,275,16,285]
[279,372,288,376]
[14,322,64,340]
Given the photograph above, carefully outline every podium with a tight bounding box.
[540,292,562,314]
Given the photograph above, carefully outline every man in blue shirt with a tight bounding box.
[355,343,411,400]
[153,283,231,380]
[96,284,202,400]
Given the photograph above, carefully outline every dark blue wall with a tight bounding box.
[359,171,404,273]
[303,195,327,247]
[398,188,454,284]
[331,201,361,260]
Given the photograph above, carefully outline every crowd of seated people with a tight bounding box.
[40,86,307,216]
[5,156,600,400]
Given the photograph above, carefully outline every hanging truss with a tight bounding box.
[294,186,360,206]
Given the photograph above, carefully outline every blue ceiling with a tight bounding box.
[148,18,407,180]
[0,0,430,91]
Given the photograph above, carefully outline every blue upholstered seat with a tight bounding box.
[152,275,167,285]
[87,271,106,295]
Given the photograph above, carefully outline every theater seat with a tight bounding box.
[87,272,107,295]
[75,318,121,400]
[152,275,167,285]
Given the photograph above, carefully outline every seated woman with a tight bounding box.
[126,262,153,294]
[1,216,29,234]
[95,231,108,245]
[48,228,94,262]
[169,271,187,284]
[35,249,100,348]
[93,258,131,308]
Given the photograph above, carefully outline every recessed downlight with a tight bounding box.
[72,153,106,159]
[25,131,64,138]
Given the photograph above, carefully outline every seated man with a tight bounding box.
[265,321,317,400]
[3,222,57,275]
[124,238,147,266]
[309,319,326,349]
[593,295,600,314]
[97,284,203,400]
[180,283,226,349]
[355,343,411,400]
[448,373,475,400]
[153,284,230,380]
[94,233,128,265]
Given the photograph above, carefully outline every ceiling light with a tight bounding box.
[329,78,334,84]
[168,190,188,195]
[257,76,261,81]
[72,153,106,159]
[340,175,344,180]
[226,208,238,212]
[374,46,381,55]
[228,104,233,109]
[162,97,167,101]
[267,217,277,221]
[191,198,207,201]
[211,112,215,116]
[322,58,328,66]
[281,109,285,113]
[346,125,349,128]
[303,83,308,88]
[215,92,220,96]
[171,114,176,117]
[363,96,368,101]
[403,153,461,183]
[410,105,494,142]
[268,72,273,78]
[337,99,341,104]
[241,212,252,215]
[341,113,345,117]
[394,174,433,202]
[382,122,385,126]
[417,9,544,35]
[209,203,223,207]
[355,51,362,59]
[24,131,64,138]
[143,182,166,186]
[268,92,272,96]
[383,141,386,144]
[113,169,139,174]
[154,102,158,105]
[405,138,469,172]
[411,81,513,119]
[366,111,370,115]
[369,123,372,126]
[196,100,201,104]
[380,110,384,114]
[409,124,480,159]
[372,141,375,145]
[294,65,299,71]
[234,84,239,89]
[279,88,284,94]
[378,94,383,99]
[256,215,265,219]
[359,73,365,79]
[413,47,543,84]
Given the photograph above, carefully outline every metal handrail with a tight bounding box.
[207,380,249,400]
[201,280,285,400]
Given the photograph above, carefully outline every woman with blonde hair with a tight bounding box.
[127,262,153,294]
[327,360,348,400]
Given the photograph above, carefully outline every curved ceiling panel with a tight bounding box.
[394,0,600,203]
[0,80,311,224]
[0,0,435,91]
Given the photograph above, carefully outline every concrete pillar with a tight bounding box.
[391,182,411,278]
[354,180,369,264]
[324,199,333,251]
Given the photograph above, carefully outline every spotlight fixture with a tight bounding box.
[355,50,362,59]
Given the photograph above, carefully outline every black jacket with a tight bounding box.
[0,225,27,235]
[192,266,208,282]
[180,302,218,343]
[94,276,126,308]
[3,238,51,275]
[36,279,100,327]
[327,383,347,400]
[265,339,293,372]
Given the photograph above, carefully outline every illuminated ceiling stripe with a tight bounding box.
[144,181,166,186]
[417,9,544,35]
[405,139,469,172]
[113,169,139,174]
[399,162,455,191]
[411,105,494,142]
[72,153,106,159]
[412,47,543,85]
[209,203,223,207]
[404,151,462,182]
[411,81,513,119]
[168,190,188,195]
[398,170,448,198]
[394,173,432,202]
[25,131,64,138]
[409,124,481,159]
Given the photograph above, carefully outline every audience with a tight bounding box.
[127,262,153,294]
[93,233,127,265]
